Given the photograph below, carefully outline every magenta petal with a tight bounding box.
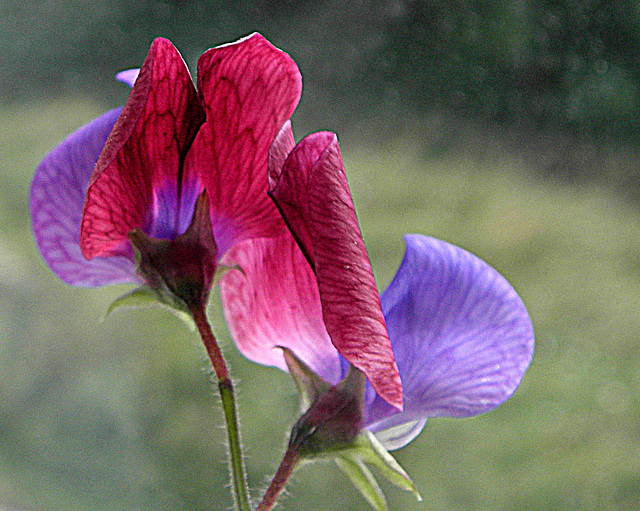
[268,131,331,267]
[220,233,342,385]
[30,108,138,286]
[187,33,303,256]
[270,132,403,410]
[366,235,534,442]
[81,38,205,259]
[267,120,295,191]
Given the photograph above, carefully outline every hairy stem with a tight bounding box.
[256,447,301,511]
[191,303,229,382]
[191,303,251,511]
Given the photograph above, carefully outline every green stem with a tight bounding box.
[191,303,251,511]
[218,377,252,511]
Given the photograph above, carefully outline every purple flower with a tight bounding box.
[221,128,534,449]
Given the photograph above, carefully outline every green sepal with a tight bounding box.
[335,456,387,511]
[103,286,195,330]
[280,346,332,412]
[282,355,421,510]
[213,263,244,287]
[355,432,422,501]
[331,432,421,510]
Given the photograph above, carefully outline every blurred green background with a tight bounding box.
[2,1,640,510]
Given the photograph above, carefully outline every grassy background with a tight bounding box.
[1,95,639,511]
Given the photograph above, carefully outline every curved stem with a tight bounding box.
[191,303,251,511]
[256,447,300,511]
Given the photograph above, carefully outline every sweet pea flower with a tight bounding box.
[30,33,302,311]
[30,35,404,408]
[221,125,535,451]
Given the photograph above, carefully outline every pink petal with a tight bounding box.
[30,108,138,286]
[81,38,205,259]
[220,233,342,385]
[267,131,331,267]
[186,33,303,256]
[270,132,403,410]
[267,120,295,190]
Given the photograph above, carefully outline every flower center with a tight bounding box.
[129,191,218,310]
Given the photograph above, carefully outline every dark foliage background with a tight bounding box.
[4,1,640,143]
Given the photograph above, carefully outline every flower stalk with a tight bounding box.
[191,303,251,511]
[256,447,300,511]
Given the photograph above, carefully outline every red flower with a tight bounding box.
[32,34,302,309]
[223,123,404,410]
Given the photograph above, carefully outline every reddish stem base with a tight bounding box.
[257,447,301,511]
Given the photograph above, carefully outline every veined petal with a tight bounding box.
[267,120,295,191]
[220,232,342,385]
[187,33,303,256]
[81,38,205,259]
[270,132,403,411]
[366,235,534,440]
[268,131,330,267]
[30,108,138,286]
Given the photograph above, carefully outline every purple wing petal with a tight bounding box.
[366,235,534,440]
[220,232,342,385]
[372,418,427,451]
[30,108,138,286]
[187,33,302,257]
[270,132,403,410]
[116,69,140,87]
